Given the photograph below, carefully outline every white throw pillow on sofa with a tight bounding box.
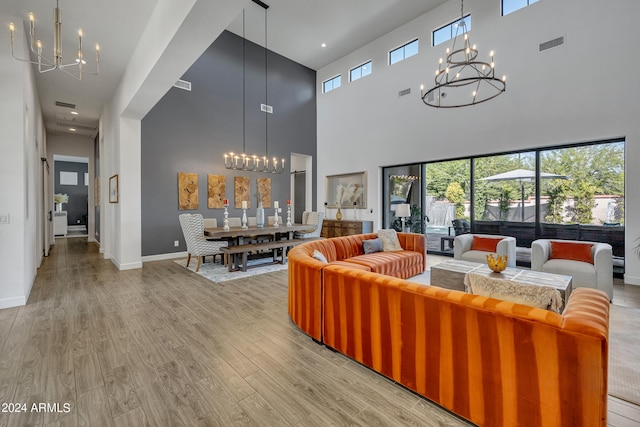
[377,229,403,252]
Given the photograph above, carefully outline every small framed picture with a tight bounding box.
[109,174,119,203]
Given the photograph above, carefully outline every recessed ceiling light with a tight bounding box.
[69,128,77,132]
[321,43,327,48]
[70,111,79,115]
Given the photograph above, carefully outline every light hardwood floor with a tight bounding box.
[0,238,637,426]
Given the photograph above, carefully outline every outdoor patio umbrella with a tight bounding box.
[479,169,566,221]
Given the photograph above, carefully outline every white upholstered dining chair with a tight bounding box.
[179,213,228,272]
[294,211,324,239]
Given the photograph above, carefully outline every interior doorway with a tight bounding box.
[53,155,90,238]
[290,153,313,221]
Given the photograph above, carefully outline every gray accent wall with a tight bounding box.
[54,161,89,226]
[141,30,317,256]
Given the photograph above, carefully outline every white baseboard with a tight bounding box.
[118,261,143,270]
[142,251,188,263]
[623,274,640,286]
[0,295,27,309]
[109,255,143,271]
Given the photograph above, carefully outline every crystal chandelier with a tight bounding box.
[9,0,100,80]
[421,0,505,108]
[224,2,285,174]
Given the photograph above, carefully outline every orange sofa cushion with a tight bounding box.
[345,251,423,279]
[550,241,594,264]
[329,260,371,271]
[471,236,502,252]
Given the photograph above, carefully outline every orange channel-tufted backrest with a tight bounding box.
[330,233,378,260]
[322,265,609,427]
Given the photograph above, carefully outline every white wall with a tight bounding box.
[317,0,640,284]
[0,13,47,308]
[99,0,248,270]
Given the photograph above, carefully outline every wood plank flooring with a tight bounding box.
[0,238,637,426]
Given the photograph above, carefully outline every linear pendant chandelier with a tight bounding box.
[421,0,505,108]
[9,0,100,80]
[224,1,285,174]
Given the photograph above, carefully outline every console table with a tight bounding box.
[321,219,373,238]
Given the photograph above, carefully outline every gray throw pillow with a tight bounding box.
[362,238,383,254]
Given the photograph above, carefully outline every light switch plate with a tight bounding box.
[0,214,9,224]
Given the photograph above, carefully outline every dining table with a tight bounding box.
[204,223,314,244]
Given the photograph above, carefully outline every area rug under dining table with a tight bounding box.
[175,256,288,283]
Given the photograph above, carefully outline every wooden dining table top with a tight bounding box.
[204,223,314,239]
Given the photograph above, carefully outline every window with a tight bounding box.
[433,15,471,46]
[350,61,372,82]
[382,139,625,261]
[389,39,419,65]
[502,0,539,16]
[322,75,341,93]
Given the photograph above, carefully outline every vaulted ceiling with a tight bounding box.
[1,0,447,138]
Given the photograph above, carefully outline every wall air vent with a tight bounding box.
[398,88,411,97]
[539,36,564,52]
[261,104,273,114]
[55,101,76,109]
[173,79,192,91]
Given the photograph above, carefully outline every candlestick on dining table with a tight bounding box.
[273,207,280,227]
[241,207,248,229]
[223,201,230,231]
[286,203,292,227]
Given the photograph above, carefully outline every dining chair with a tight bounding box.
[227,217,242,227]
[294,211,324,239]
[203,218,217,228]
[179,213,228,272]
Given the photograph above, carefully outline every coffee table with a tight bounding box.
[430,259,572,303]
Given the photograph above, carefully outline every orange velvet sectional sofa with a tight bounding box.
[288,233,610,427]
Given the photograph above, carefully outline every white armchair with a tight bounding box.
[531,239,613,301]
[179,213,228,272]
[295,211,324,239]
[453,234,517,268]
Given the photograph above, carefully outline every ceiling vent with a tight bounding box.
[173,79,192,91]
[55,101,76,109]
[539,36,564,52]
[398,88,411,97]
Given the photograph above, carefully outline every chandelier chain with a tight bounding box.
[223,3,284,173]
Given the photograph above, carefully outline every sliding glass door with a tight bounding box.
[382,138,625,267]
